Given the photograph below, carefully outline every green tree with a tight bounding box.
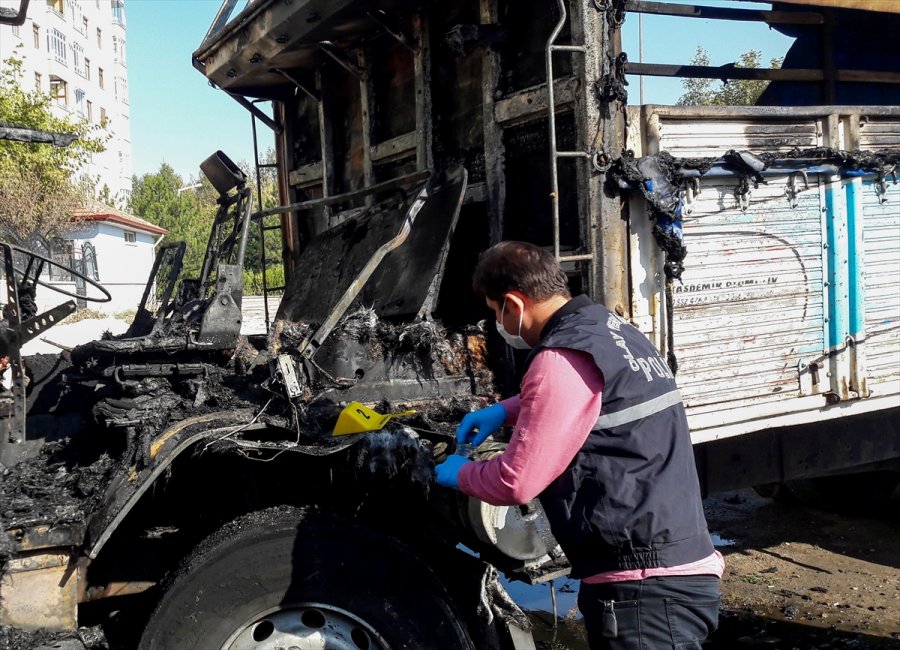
[0,51,106,247]
[129,163,217,279]
[131,150,286,294]
[677,47,783,106]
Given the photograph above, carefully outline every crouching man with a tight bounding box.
[436,241,723,649]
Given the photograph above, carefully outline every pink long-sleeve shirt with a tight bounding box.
[457,347,724,583]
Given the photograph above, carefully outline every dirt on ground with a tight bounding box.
[529,489,900,649]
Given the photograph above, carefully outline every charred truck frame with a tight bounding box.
[1,0,899,648]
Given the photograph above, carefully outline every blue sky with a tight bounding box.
[127,0,794,181]
[128,0,273,182]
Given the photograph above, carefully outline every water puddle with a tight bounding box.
[711,532,737,547]
[501,576,582,619]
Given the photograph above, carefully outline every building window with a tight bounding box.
[124,231,136,244]
[100,106,107,127]
[111,0,125,27]
[112,35,125,65]
[82,16,88,35]
[98,67,104,89]
[114,75,127,103]
[75,88,85,115]
[12,25,20,38]
[96,26,101,48]
[49,239,75,281]
[50,77,68,105]
[34,72,42,91]
[73,43,85,76]
[86,99,92,121]
[33,24,40,48]
[48,0,65,18]
[48,28,67,65]
[84,57,90,80]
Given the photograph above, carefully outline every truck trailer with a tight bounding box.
[1,0,898,648]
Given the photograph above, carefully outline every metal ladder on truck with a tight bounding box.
[250,100,285,332]
[545,0,599,291]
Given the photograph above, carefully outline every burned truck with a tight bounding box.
[2,0,900,648]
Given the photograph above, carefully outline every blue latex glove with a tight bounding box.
[435,455,471,489]
[457,403,507,447]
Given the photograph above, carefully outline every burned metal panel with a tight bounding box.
[276,169,466,322]
[289,94,322,169]
[496,0,572,95]
[672,176,827,411]
[431,3,487,184]
[370,36,417,143]
[501,114,580,249]
[860,179,900,387]
[330,65,366,196]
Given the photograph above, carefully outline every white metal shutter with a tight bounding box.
[860,179,900,388]
[673,177,826,410]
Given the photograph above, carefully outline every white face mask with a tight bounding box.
[496,296,532,350]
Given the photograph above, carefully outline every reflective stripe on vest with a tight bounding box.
[595,389,683,430]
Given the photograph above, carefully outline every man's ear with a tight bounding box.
[504,291,527,314]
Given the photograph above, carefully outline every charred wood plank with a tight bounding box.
[493,77,579,125]
[370,131,418,163]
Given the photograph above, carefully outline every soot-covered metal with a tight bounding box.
[1,168,495,590]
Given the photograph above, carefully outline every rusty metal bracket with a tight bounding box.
[317,41,369,82]
[366,10,419,54]
[272,67,320,103]
[17,303,77,346]
[224,91,281,133]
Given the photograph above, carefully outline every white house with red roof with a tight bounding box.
[42,199,167,314]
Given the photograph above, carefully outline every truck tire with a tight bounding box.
[139,506,474,650]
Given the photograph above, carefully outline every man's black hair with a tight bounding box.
[472,241,571,302]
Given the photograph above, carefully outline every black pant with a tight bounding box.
[577,575,720,649]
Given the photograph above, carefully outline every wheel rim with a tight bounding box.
[222,602,391,650]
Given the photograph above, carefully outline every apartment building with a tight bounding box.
[0,0,133,206]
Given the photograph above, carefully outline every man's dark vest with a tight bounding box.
[526,295,714,579]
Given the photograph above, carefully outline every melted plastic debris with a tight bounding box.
[0,625,107,650]
[340,307,379,340]
[609,146,900,280]
[477,564,532,632]
[1,440,115,532]
[354,427,434,486]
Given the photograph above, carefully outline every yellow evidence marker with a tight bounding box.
[332,401,416,436]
